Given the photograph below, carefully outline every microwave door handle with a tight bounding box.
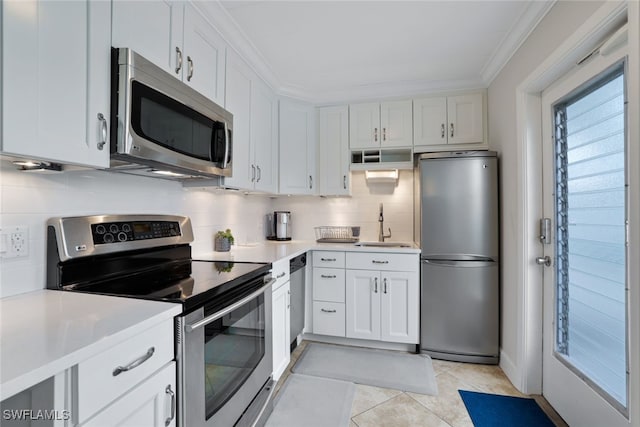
[185,278,276,332]
[222,121,230,169]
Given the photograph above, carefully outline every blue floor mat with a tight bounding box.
[459,390,556,427]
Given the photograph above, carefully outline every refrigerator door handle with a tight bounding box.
[422,259,496,268]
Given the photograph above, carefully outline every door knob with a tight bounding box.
[535,256,551,267]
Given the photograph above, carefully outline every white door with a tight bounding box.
[447,93,484,145]
[380,100,413,147]
[182,3,226,105]
[349,103,380,149]
[540,45,629,425]
[251,80,278,193]
[279,100,316,195]
[318,106,350,196]
[346,270,380,340]
[272,281,291,381]
[380,271,419,343]
[112,0,183,78]
[413,97,448,147]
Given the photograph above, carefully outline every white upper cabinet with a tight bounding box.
[251,79,278,193]
[224,50,253,190]
[1,0,111,168]
[112,1,226,106]
[318,106,350,196]
[349,100,413,149]
[182,3,226,105]
[414,92,485,147]
[279,99,316,195]
[224,50,277,193]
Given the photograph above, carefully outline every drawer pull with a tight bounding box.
[321,308,337,313]
[321,258,337,262]
[112,347,155,376]
[165,385,176,426]
[320,274,337,279]
[383,277,388,294]
[372,260,389,264]
[374,277,378,293]
[276,272,286,279]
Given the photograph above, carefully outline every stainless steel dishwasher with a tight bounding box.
[289,253,306,351]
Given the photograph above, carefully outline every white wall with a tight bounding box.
[272,170,414,243]
[0,161,272,298]
[487,0,605,388]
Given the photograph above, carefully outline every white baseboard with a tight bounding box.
[301,333,417,353]
[500,349,524,393]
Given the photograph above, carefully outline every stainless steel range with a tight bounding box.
[46,214,275,427]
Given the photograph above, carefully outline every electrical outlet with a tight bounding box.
[0,226,29,258]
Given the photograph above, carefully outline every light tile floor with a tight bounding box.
[276,341,568,427]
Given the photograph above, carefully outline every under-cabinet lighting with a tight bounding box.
[150,169,188,178]
[12,160,62,172]
[365,169,398,184]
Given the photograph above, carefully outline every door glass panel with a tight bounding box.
[203,294,265,419]
[553,66,627,408]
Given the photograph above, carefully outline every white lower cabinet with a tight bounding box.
[312,250,419,344]
[272,259,291,381]
[82,362,176,427]
[77,319,176,426]
[272,280,291,381]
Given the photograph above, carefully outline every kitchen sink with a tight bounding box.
[354,241,413,248]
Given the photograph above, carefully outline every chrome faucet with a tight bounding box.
[378,203,392,242]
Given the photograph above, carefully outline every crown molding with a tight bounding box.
[480,0,557,85]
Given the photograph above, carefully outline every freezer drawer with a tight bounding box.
[420,259,499,362]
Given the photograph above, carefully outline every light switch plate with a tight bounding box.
[0,226,29,258]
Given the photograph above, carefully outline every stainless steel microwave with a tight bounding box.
[110,48,232,179]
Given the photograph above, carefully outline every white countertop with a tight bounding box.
[0,290,181,401]
[194,239,420,264]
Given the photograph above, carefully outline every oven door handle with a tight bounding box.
[185,278,276,333]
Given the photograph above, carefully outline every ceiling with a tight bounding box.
[216,1,555,103]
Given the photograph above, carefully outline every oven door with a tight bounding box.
[179,277,274,427]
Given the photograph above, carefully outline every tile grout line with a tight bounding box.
[404,391,456,427]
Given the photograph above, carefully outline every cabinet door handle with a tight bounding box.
[450,123,454,138]
[383,277,388,294]
[112,347,155,376]
[374,127,378,142]
[309,175,313,189]
[251,165,256,182]
[187,56,194,81]
[372,260,389,264]
[276,272,286,279]
[383,127,386,141]
[320,274,336,279]
[320,258,336,262]
[441,123,445,139]
[97,113,107,150]
[165,385,176,426]
[321,308,337,313]
[343,175,347,190]
[175,47,182,74]
[374,277,378,293]
[256,165,262,182]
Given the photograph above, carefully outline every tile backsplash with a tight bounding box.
[0,163,415,298]
[0,161,272,298]
[273,170,415,243]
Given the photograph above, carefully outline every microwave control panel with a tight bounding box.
[91,221,181,244]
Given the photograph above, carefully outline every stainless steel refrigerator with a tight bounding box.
[416,151,499,364]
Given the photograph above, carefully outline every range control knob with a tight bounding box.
[109,224,119,233]
[104,233,114,243]
[122,224,131,233]
[117,232,128,242]
[170,229,177,236]
[96,225,106,235]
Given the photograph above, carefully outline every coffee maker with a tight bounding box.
[266,211,291,241]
